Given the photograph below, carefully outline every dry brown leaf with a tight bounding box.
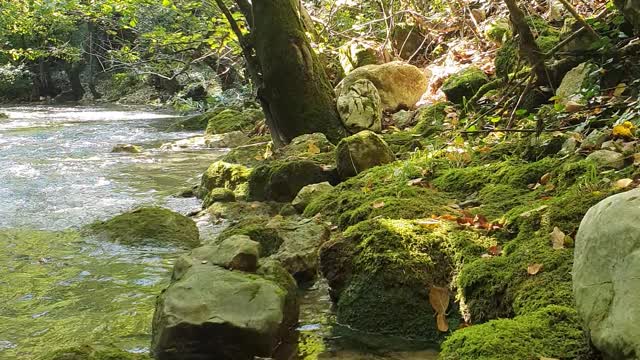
[308,142,321,155]
[436,313,449,332]
[372,201,385,209]
[564,101,585,113]
[539,173,551,185]
[488,245,502,256]
[527,263,543,275]
[429,286,450,314]
[614,178,634,189]
[550,227,566,250]
[407,178,424,186]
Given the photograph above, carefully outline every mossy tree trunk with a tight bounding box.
[217,0,347,147]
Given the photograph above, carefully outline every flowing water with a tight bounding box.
[0,105,438,359]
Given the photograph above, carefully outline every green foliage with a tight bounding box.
[0,64,32,101]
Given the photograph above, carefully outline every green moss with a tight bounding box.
[218,216,284,257]
[381,131,425,157]
[413,102,450,136]
[87,207,199,248]
[441,67,489,104]
[440,305,592,360]
[324,218,494,339]
[166,110,221,131]
[335,130,396,179]
[221,142,270,167]
[202,187,235,208]
[495,39,519,80]
[198,161,251,198]
[304,161,456,229]
[43,345,150,360]
[204,108,262,135]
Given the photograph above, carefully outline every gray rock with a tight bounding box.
[202,187,236,208]
[205,130,250,148]
[580,129,611,151]
[337,79,383,133]
[151,260,297,360]
[336,130,396,179]
[392,110,416,129]
[174,235,260,274]
[586,150,625,169]
[574,188,640,359]
[268,217,331,282]
[336,61,428,112]
[559,137,578,156]
[556,62,599,106]
[292,182,334,213]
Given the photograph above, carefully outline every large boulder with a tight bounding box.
[574,189,640,359]
[247,160,337,202]
[441,67,489,104]
[336,61,428,112]
[335,130,396,179]
[174,235,260,275]
[205,108,264,135]
[586,150,625,170]
[615,0,640,32]
[198,161,251,198]
[151,255,298,360]
[336,78,383,133]
[87,207,199,248]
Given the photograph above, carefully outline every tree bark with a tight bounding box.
[251,0,347,146]
[504,0,548,85]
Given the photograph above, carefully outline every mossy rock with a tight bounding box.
[43,345,150,360]
[199,161,251,198]
[247,160,337,202]
[88,207,199,248]
[218,216,284,257]
[166,111,221,131]
[205,108,263,135]
[440,305,593,360]
[271,133,336,163]
[202,188,236,208]
[413,102,451,136]
[441,67,489,104]
[304,159,456,229]
[221,141,271,168]
[336,130,396,179]
[320,218,494,340]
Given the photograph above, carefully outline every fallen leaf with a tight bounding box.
[429,286,450,332]
[372,201,385,209]
[564,101,585,113]
[613,122,635,139]
[416,219,441,228]
[634,153,640,166]
[613,83,627,97]
[263,146,273,159]
[614,178,634,189]
[407,178,425,186]
[527,263,543,275]
[488,245,502,256]
[436,313,449,332]
[308,142,321,155]
[539,173,551,185]
[550,227,566,249]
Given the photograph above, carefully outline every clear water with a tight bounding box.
[0,105,438,359]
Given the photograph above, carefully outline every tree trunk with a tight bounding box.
[251,0,346,146]
[66,62,85,101]
[504,0,548,85]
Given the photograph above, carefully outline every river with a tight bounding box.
[0,105,438,359]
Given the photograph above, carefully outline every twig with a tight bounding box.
[556,0,600,39]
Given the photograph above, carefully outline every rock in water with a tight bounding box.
[111,143,142,153]
[336,79,383,133]
[88,207,199,248]
[152,251,297,360]
[574,189,640,359]
[336,61,428,112]
[441,67,489,104]
[335,130,396,179]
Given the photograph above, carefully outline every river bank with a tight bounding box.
[0,105,439,359]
